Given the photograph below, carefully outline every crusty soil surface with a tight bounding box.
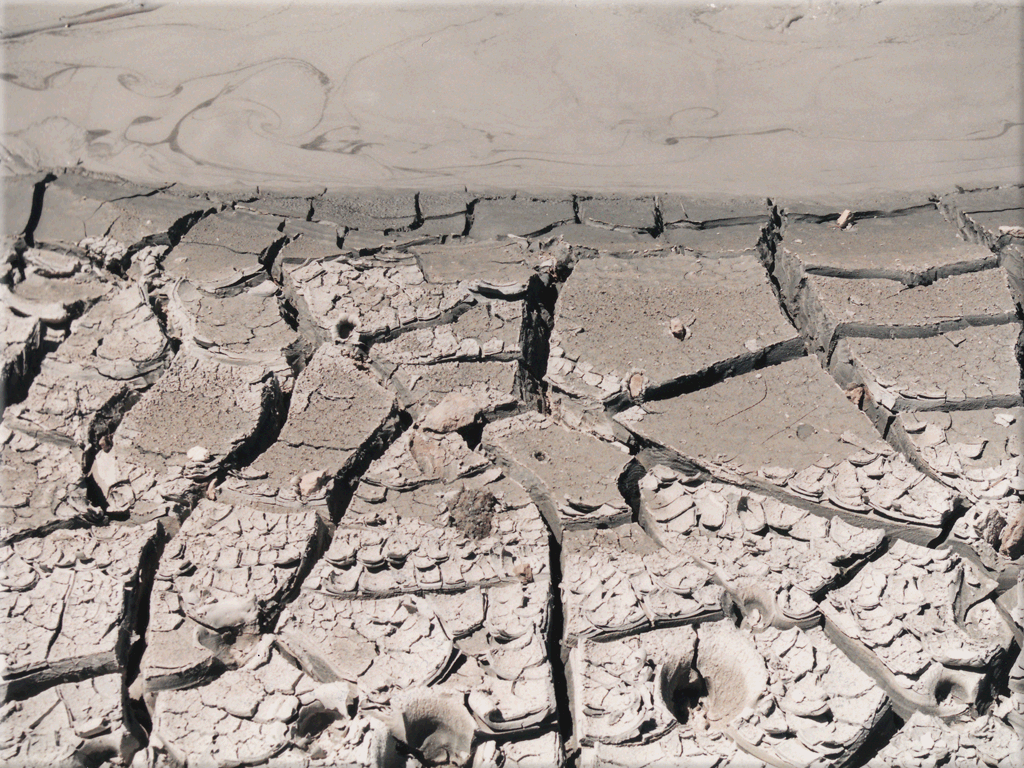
[2,169,1022,766]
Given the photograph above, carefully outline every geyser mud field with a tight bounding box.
[1,3,1024,768]
[1,2,1022,196]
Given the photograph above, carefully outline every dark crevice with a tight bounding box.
[257,235,289,285]
[479,397,530,425]
[123,207,214,270]
[292,704,347,744]
[634,337,807,408]
[786,202,937,225]
[73,741,126,768]
[928,496,975,551]
[132,182,178,198]
[1,519,166,706]
[100,211,123,242]
[405,192,426,232]
[828,312,1018,360]
[810,535,892,604]
[150,376,287,527]
[261,519,330,637]
[634,441,709,483]
[842,709,901,768]
[69,380,157,520]
[277,295,301,332]
[187,369,408,650]
[369,300,478,346]
[889,394,1023,413]
[0,316,49,411]
[979,638,1020,715]
[246,377,290,462]
[804,254,1000,287]
[696,213,777,230]
[763,202,1009,373]
[83,472,111,519]
[868,402,928,467]
[938,198,983,245]
[1016,303,1024,402]
[471,282,528,301]
[939,188,1024,249]
[521,219,575,240]
[649,197,665,239]
[995,231,1024,258]
[85,388,144,472]
[213,378,294,490]
[545,530,573,753]
[327,405,409,526]
[461,199,479,239]
[2,238,27,283]
[123,527,167,749]
[516,273,560,412]
[160,206,220,250]
[960,205,1024,216]
[2,655,120,701]
[20,172,56,247]
[617,458,646,522]
[164,335,181,359]
[142,275,178,346]
[406,247,431,288]
[756,199,796,327]
[833,342,1011,508]
[295,572,533,604]
[723,598,745,628]
[456,419,485,451]
[345,235,440,258]
[659,639,706,726]
[367,357,417,414]
[43,573,73,663]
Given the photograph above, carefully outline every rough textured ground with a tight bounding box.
[1,171,1023,768]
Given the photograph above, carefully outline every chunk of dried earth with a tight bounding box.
[619,356,959,532]
[548,252,800,402]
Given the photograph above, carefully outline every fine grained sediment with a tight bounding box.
[1,169,1023,768]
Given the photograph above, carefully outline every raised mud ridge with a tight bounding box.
[2,170,1024,768]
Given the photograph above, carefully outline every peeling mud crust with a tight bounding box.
[1,171,1023,768]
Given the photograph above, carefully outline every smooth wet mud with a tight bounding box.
[1,1,1022,197]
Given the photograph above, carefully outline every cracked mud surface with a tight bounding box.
[1,170,1023,768]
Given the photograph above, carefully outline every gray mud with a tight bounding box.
[1,3,1024,767]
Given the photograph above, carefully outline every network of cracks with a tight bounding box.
[2,172,1024,768]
